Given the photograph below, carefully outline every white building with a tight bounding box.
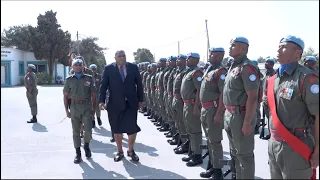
[1,47,69,87]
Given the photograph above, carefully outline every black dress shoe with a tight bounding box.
[174,146,188,154]
[114,152,124,162]
[27,118,37,123]
[186,154,203,167]
[110,138,115,142]
[127,150,139,162]
[182,154,193,162]
[209,169,223,179]
[169,138,178,145]
[200,168,214,178]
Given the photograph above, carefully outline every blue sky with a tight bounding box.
[1,1,319,63]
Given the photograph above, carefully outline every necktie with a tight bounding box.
[119,65,125,82]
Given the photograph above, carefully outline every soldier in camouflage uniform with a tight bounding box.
[172,54,190,154]
[140,63,148,113]
[143,62,151,116]
[25,64,38,123]
[154,58,167,127]
[89,64,103,126]
[164,56,178,142]
[147,63,157,119]
[223,37,260,179]
[180,52,203,167]
[199,47,227,179]
[150,62,162,124]
[63,58,96,164]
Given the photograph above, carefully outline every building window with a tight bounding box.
[19,62,25,76]
[35,64,46,73]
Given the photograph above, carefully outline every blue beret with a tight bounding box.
[178,54,187,60]
[144,62,150,65]
[304,56,317,62]
[251,59,258,66]
[209,47,225,52]
[168,56,178,61]
[89,64,97,69]
[147,64,152,68]
[231,36,249,45]
[187,52,200,59]
[266,57,276,63]
[205,62,210,65]
[28,64,36,70]
[280,35,304,50]
[159,58,167,62]
[72,59,83,66]
[151,63,157,67]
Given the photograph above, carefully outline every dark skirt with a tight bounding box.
[107,101,141,135]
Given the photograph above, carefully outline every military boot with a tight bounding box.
[148,112,154,119]
[186,154,203,167]
[159,124,170,132]
[200,159,214,178]
[174,140,189,154]
[97,117,102,126]
[74,147,82,164]
[174,138,183,151]
[165,131,173,138]
[144,109,151,116]
[84,143,92,158]
[27,116,37,123]
[210,168,223,179]
[182,150,193,162]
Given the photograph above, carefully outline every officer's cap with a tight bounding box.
[187,52,200,59]
[27,64,36,70]
[266,57,276,63]
[280,35,304,51]
[304,56,317,62]
[231,36,249,46]
[209,47,225,52]
[251,59,258,66]
[168,56,178,61]
[178,54,187,60]
[89,64,97,69]
[159,58,167,62]
[72,59,83,66]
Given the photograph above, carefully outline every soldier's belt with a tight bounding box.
[201,100,219,109]
[174,93,181,99]
[224,105,246,113]
[270,128,309,141]
[71,98,88,104]
[151,86,156,90]
[183,99,195,104]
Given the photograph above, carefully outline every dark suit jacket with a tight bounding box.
[99,62,143,111]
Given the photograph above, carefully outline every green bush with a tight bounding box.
[36,72,51,85]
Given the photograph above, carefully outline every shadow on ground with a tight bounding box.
[122,141,159,157]
[122,158,187,179]
[80,158,127,179]
[93,126,112,138]
[89,139,117,158]
[32,123,48,132]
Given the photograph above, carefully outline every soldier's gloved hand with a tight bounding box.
[241,123,252,136]
[310,150,319,168]
[66,110,71,118]
[99,103,105,110]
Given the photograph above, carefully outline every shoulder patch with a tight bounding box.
[197,76,202,82]
[192,70,203,78]
[220,74,226,80]
[249,74,257,81]
[310,84,319,94]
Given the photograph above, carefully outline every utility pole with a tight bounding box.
[178,41,180,54]
[205,20,210,62]
[76,31,80,55]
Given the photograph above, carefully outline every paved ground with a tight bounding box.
[1,86,318,179]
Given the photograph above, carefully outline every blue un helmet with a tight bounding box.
[89,64,97,69]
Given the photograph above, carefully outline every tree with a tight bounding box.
[71,37,107,73]
[133,48,154,64]
[1,25,33,51]
[257,56,265,63]
[29,10,71,79]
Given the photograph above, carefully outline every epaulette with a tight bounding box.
[84,74,93,78]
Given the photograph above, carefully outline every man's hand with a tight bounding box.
[241,123,252,136]
[66,110,71,118]
[99,103,105,110]
[139,102,142,109]
[193,107,200,116]
[310,148,319,168]
[213,112,223,124]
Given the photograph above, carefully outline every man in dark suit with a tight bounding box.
[99,50,143,162]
